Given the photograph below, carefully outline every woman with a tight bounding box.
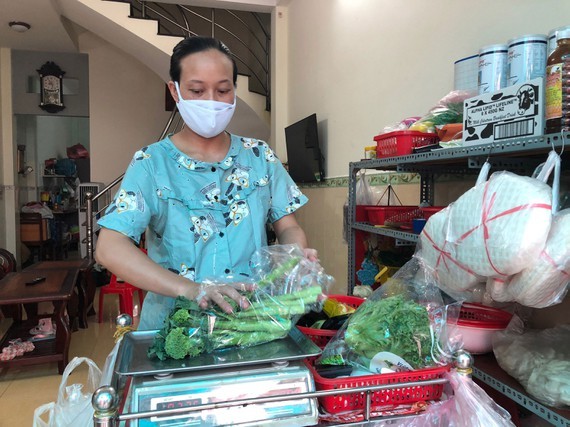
[96,36,317,330]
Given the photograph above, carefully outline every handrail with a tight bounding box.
[128,0,270,99]
[84,107,180,259]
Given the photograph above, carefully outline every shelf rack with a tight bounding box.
[473,354,570,427]
[347,133,567,294]
[346,133,569,426]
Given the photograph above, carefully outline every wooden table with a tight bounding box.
[0,267,78,374]
[25,259,95,329]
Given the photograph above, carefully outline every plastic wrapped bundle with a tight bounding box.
[505,209,570,308]
[148,244,332,361]
[448,170,552,278]
[417,206,484,295]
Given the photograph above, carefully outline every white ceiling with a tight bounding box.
[0,0,78,52]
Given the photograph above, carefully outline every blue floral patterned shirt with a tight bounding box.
[98,134,308,329]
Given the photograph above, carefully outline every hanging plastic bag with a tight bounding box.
[343,170,374,243]
[318,258,460,373]
[33,357,102,427]
[370,370,515,427]
[493,321,570,408]
[416,151,560,302]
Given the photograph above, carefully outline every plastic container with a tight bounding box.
[374,131,439,158]
[297,295,365,348]
[373,206,445,228]
[305,359,449,414]
[454,303,513,354]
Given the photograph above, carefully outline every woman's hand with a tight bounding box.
[303,248,319,262]
[195,282,256,313]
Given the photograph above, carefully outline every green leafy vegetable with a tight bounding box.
[344,295,432,369]
[148,284,323,361]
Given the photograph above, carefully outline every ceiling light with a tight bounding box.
[9,21,31,33]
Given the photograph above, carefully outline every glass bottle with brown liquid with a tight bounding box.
[545,28,570,134]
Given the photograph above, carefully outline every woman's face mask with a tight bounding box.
[175,81,236,139]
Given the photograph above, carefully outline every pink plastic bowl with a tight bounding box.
[454,303,513,354]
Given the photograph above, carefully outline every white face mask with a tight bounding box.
[175,82,236,139]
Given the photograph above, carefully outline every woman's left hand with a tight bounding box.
[303,248,319,262]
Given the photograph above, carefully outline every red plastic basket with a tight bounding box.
[458,303,513,329]
[365,206,418,225]
[305,359,449,414]
[383,206,446,228]
[297,295,365,348]
[374,131,439,158]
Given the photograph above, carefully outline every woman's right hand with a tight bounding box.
[194,282,256,313]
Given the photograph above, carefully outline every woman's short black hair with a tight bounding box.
[170,36,238,85]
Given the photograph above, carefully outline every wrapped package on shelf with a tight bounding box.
[504,209,570,308]
[493,320,570,408]
[416,151,562,305]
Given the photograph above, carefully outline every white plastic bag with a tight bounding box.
[33,357,102,427]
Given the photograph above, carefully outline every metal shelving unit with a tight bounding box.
[346,133,568,426]
[473,354,570,427]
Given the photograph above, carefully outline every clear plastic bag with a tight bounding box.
[408,90,475,133]
[148,244,333,360]
[372,370,515,426]
[318,258,460,373]
[33,357,102,427]
[344,170,374,243]
[493,321,570,408]
[416,152,560,303]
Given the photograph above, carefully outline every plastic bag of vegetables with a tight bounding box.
[318,258,461,374]
[148,244,333,361]
[492,320,570,408]
[408,90,475,134]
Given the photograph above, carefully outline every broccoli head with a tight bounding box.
[170,308,191,327]
[164,327,205,359]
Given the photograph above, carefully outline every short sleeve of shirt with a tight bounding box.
[98,150,156,243]
[266,147,308,223]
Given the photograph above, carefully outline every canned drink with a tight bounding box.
[507,34,548,86]
[478,44,508,94]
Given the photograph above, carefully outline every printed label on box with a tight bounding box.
[463,77,544,146]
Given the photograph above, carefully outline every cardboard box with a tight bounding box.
[463,77,544,146]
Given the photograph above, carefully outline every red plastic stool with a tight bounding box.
[98,275,145,323]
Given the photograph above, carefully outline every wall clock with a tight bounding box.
[37,61,65,113]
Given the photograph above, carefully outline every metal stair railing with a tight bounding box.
[122,0,271,110]
[83,107,181,260]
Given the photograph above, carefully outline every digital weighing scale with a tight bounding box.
[111,327,322,426]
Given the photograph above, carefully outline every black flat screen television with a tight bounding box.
[284,113,325,183]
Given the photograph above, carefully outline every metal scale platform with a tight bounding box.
[110,327,322,427]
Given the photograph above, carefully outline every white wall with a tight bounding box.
[77,31,171,186]
[286,0,570,178]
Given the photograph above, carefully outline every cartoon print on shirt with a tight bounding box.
[223,196,249,226]
[264,145,276,162]
[190,213,223,243]
[223,156,234,168]
[168,265,196,281]
[241,137,261,157]
[285,184,303,213]
[254,174,269,187]
[130,147,151,166]
[107,189,145,214]
[201,182,221,205]
[225,166,250,195]
[177,155,204,171]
